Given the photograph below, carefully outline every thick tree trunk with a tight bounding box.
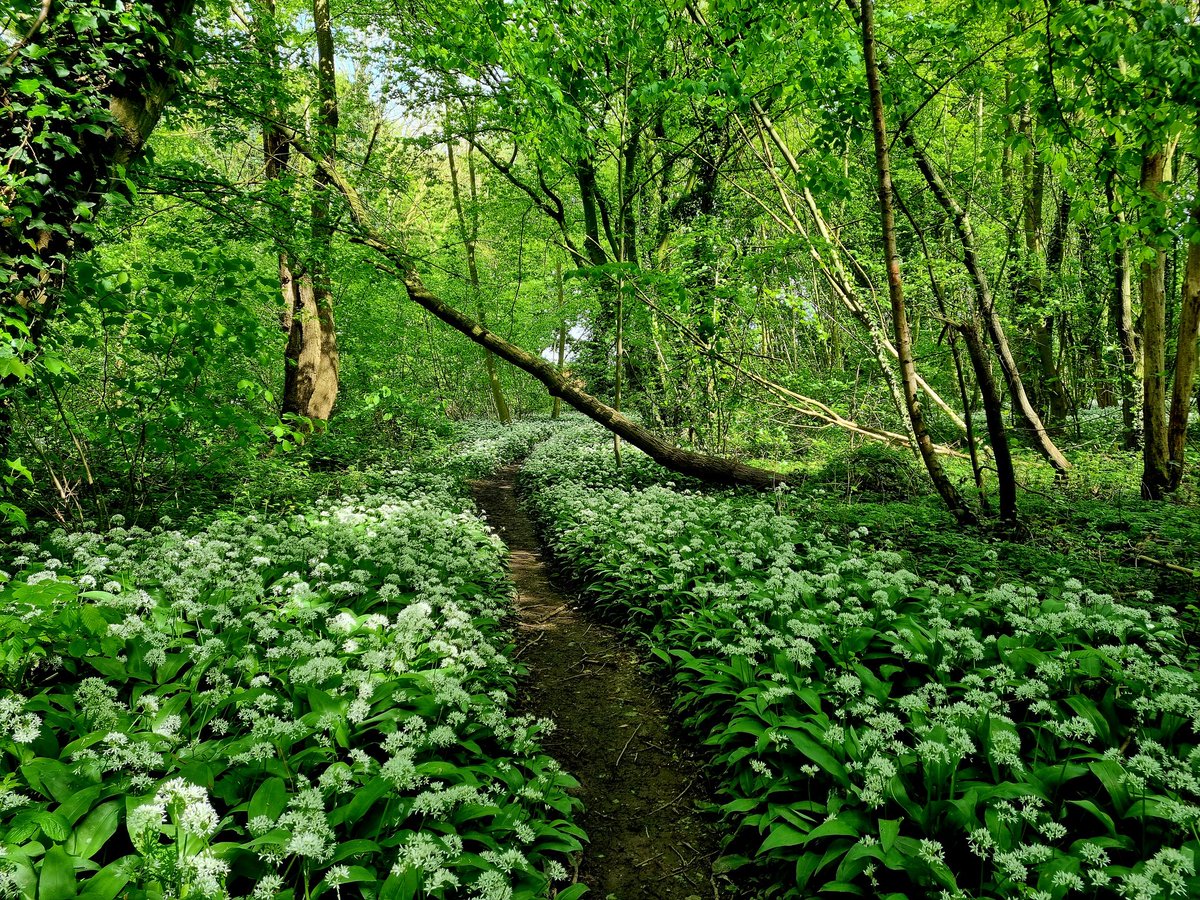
[1167,169,1200,491]
[902,131,1072,476]
[2,0,195,323]
[1,0,196,453]
[1141,150,1170,499]
[446,134,512,423]
[254,0,300,336]
[283,0,339,424]
[860,0,975,525]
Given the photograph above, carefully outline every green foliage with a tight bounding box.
[0,432,584,899]
[524,423,1200,900]
[815,444,928,501]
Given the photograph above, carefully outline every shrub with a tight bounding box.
[816,443,927,500]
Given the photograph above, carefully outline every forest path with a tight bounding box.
[472,464,728,900]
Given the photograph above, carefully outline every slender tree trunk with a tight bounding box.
[1015,123,1058,425]
[860,0,975,525]
[552,259,566,419]
[959,320,1018,522]
[1041,189,1072,423]
[282,0,339,424]
[1141,149,1170,499]
[446,132,511,422]
[1167,165,1200,491]
[577,158,608,268]
[1106,176,1141,449]
[902,132,1071,476]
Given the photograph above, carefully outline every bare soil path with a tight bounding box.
[472,464,732,900]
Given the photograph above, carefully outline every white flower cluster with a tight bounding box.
[0,431,584,898]
[524,422,1200,897]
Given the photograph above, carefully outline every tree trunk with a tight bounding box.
[860,0,975,525]
[446,131,511,423]
[1106,176,1141,449]
[2,0,196,317]
[577,158,609,268]
[282,0,340,424]
[552,258,567,419]
[1041,189,1073,424]
[902,131,1072,476]
[0,0,196,454]
[1141,149,1170,499]
[959,320,1018,522]
[287,132,790,489]
[1167,166,1200,491]
[400,273,785,487]
[253,0,300,337]
[1015,123,1060,426]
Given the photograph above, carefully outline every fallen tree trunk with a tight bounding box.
[400,274,787,487]
[284,128,790,489]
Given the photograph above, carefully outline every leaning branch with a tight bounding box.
[284,128,790,490]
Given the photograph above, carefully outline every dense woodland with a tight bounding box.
[2,0,1200,898]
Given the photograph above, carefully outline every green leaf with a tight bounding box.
[249,778,288,823]
[34,811,71,842]
[759,824,809,854]
[804,817,859,844]
[38,846,76,900]
[554,886,588,900]
[784,730,848,785]
[66,802,120,860]
[76,859,132,900]
[378,869,420,900]
[879,819,900,853]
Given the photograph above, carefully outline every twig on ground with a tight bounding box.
[614,722,643,769]
[513,631,546,659]
[649,777,697,815]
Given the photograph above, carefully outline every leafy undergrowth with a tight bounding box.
[0,424,583,900]
[523,422,1200,900]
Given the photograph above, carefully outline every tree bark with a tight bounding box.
[959,320,1018,522]
[1,0,196,453]
[577,158,609,268]
[860,0,975,525]
[1167,166,1200,491]
[1105,175,1141,449]
[2,0,196,320]
[1141,149,1170,499]
[282,0,340,424]
[400,274,785,487]
[1041,189,1072,424]
[253,0,300,336]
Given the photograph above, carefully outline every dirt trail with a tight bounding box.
[473,464,730,900]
